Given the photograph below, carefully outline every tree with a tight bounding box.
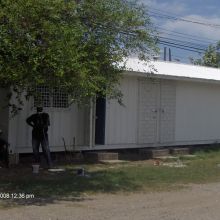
[191,41,220,68]
[0,0,158,112]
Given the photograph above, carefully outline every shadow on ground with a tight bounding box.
[0,164,141,208]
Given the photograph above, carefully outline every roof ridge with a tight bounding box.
[127,58,220,72]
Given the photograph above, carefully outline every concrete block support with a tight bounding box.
[84,152,118,162]
[170,148,190,155]
[139,148,170,159]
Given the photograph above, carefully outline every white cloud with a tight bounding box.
[163,15,220,42]
[139,1,220,42]
[140,0,187,14]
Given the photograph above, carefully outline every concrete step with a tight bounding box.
[170,148,190,155]
[84,152,119,162]
[139,148,170,159]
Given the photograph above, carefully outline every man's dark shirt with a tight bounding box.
[26,113,50,139]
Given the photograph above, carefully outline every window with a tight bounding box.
[34,86,69,108]
[52,88,69,108]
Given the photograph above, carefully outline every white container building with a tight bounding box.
[1,59,220,156]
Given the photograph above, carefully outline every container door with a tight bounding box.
[138,79,160,144]
[95,97,106,145]
[159,80,176,143]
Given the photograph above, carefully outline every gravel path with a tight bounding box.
[1,182,220,220]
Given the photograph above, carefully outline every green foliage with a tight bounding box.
[191,41,220,68]
[0,0,157,110]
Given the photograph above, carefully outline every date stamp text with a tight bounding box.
[0,193,35,199]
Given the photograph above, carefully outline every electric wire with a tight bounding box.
[158,30,216,44]
[155,26,218,43]
[146,7,220,58]
[159,42,204,53]
[148,7,220,28]
[159,36,208,49]
[86,14,211,58]
[148,6,219,25]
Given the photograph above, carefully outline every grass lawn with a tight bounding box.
[1,148,220,206]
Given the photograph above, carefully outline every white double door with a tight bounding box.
[138,79,176,144]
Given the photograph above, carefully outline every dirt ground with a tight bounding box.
[1,182,220,220]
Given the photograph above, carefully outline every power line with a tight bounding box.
[145,6,218,59]
[156,26,219,43]
[149,12,220,29]
[159,40,206,51]
[149,6,217,26]
[158,31,216,45]
[160,43,202,53]
[159,42,204,53]
[89,16,210,55]
[159,36,208,49]
[160,51,191,61]
[148,7,220,28]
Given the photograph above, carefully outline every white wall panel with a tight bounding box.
[8,95,90,153]
[105,78,176,145]
[175,81,220,141]
[105,76,138,144]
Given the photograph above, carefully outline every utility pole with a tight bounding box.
[169,48,172,61]
[164,47,167,61]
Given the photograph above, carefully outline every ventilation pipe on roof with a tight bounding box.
[169,48,172,62]
[163,47,172,62]
[164,47,167,61]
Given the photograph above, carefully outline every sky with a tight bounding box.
[140,0,220,63]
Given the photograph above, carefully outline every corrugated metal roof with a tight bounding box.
[125,58,220,82]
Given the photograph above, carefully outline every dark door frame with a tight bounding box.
[95,97,106,145]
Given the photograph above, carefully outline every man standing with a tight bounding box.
[26,107,53,168]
